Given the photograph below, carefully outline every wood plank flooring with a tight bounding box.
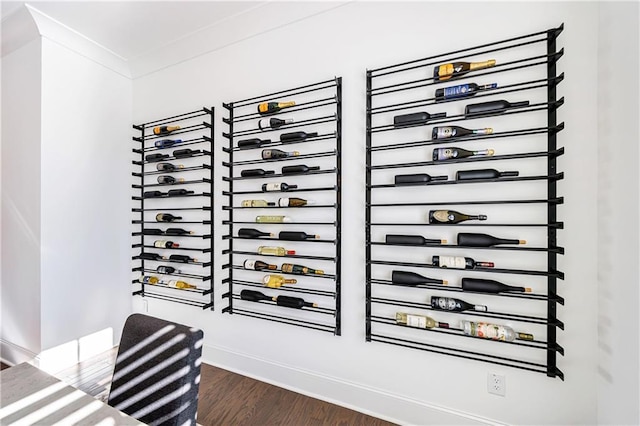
[23,349,395,426]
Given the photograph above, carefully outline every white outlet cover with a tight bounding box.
[487,373,506,396]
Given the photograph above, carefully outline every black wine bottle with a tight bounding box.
[240,289,273,302]
[430,296,487,312]
[243,259,277,270]
[457,233,526,247]
[238,228,275,238]
[156,163,184,171]
[456,169,519,181]
[432,255,494,269]
[279,131,318,141]
[465,99,530,116]
[391,271,447,285]
[257,101,295,115]
[431,126,493,140]
[143,191,164,198]
[462,277,531,294]
[157,175,184,185]
[154,139,182,149]
[165,228,194,236]
[261,149,299,159]
[241,168,275,177]
[156,265,178,274]
[259,117,294,131]
[432,147,494,161]
[145,153,169,162]
[167,189,194,197]
[435,82,497,101]
[281,165,320,175]
[139,252,166,261]
[262,182,297,192]
[238,138,270,149]
[169,254,195,263]
[394,173,448,185]
[276,295,317,309]
[433,59,496,81]
[278,231,319,241]
[153,125,180,135]
[428,210,487,224]
[156,213,182,222]
[142,228,163,235]
[385,234,446,246]
[393,111,446,127]
[173,148,201,158]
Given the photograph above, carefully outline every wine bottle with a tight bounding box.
[457,232,526,247]
[238,138,270,149]
[145,153,169,162]
[156,213,182,222]
[165,228,194,236]
[139,252,166,261]
[393,111,446,127]
[154,139,182,149]
[143,191,164,198]
[243,259,277,270]
[262,149,300,159]
[257,101,295,115]
[153,240,179,249]
[395,312,449,329]
[465,99,530,116]
[461,277,531,294]
[241,168,275,177]
[238,228,275,238]
[241,199,275,207]
[167,279,196,289]
[277,295,317,309]
[432,147,494,161]
[281,165,320,175]
[278,197,314,207]
[278,231,319,241]
[428,210,487,224]
[391,270,447,285]
[435,82,497,101]
[279,131,318,141]
[157,175,184,185]
[432,255,494,269]
[256,215,292,223]
[142,229,163,235]
[156,163,184,171]
[262,274,297,288]
[431,296,487,312]
[431,126,493,140]
[460,320,533,341]
[240,289,273,302]
[169,254,196,263]
[173,148,201,158]
[281,263,324,275]
[258,246,295,256]
[433,59,496,81]
[153,125,180,135]
[259,117,294,131]
[156,265,179,274]
[394,173,448,185]
[167,189,194,197]
[262,182,297,192]
[385,234,446,245]
[138,275,159,284]
[456,169,519,181]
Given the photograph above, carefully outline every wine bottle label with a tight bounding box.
[434,127,457,139]
[437,256,466,269]
[264,183,281,191]
[468,322,508,341]
[443,84,472,99]
[154,240,166,248]
[432,211,454,223]
[434,297,458,311]
[406,314,427,328]
[244,260,256,270]
[435,148,459,160]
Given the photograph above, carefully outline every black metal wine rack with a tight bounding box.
[131,108,214,309]
[365,25,565,379]
[221,78,342,335]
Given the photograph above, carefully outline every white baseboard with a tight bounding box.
[202,344,500,426]
[0,339,38,366]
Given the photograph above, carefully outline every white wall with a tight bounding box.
[133,2,608,424]
[1,38,42,362]
[596,2,640,424]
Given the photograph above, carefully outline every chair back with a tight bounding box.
[107,313,203,426]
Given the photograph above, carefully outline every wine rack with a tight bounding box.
[365,26,565,378]
[131,108,214,309]
[221,78,342,334]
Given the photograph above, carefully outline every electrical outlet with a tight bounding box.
[487,373,506,396]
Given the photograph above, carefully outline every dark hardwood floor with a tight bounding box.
[28,349,395,426]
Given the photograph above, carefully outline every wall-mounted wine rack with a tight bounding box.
[221,78,342,335]
[131,107,214,309]
[365,25,565,379]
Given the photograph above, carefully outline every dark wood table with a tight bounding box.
[0,362,144,425]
